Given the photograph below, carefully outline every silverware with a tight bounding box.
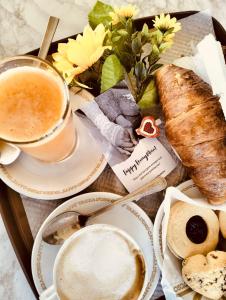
[38,16,59,59]
[42,176,167,245]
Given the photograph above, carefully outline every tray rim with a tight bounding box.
[0,10,226,300]
[27,10,226,56]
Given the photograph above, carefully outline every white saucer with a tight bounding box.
[31,192,160,299]
[153,179,205,270]
[0,114,107,200]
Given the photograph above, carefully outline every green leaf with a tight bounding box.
[152,44,160,56]
[142,23,149,36]
[101,54,124,93]
[149,63,162,74]
[134,61,147,82]
[125,18,133,35]
[112,35,121,42]
[124,70,137,98]
[117,29,128,36]
[148,45,160,65]
[141,23,150,43]
[132,36,142,54]
[156,30,163,44]
[137,79,158,110]
[88,1,113,29]
[117,51,135,72]
[159,41,172,52]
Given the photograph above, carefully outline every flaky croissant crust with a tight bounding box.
[156,64,226,204]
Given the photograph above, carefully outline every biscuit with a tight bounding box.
[182,251,226,300]
[167,201,219,259]
[219,211,226,238]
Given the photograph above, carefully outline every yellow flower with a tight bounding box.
[153,13,181,34]
[52,24,111,84]
[110,5,139,25]
[67,24,111,71]
[52,43,84,84]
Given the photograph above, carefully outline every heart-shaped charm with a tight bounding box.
[182,251,226,300]
[136,116,160,138]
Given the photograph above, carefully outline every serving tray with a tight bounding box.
[0,11,225,299]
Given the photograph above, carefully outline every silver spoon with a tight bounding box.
[42,176,167,245]
[38,16,59,59]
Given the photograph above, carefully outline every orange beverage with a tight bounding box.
[0,56,75,162]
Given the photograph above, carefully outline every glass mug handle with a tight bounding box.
[39,285,58,300]
[0,142,20,165]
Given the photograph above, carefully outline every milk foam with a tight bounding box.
[56,227,141,300]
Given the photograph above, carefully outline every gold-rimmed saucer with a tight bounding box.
[0,114,107,200]
[31,192,160,299]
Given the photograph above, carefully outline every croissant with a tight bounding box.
[156,64,226,204]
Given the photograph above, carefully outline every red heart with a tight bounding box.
[136,116,160,138]
[144,122,155,134]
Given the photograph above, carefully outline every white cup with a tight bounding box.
[40,224,148,300]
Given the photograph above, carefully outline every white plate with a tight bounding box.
[153,179,204,270]
[0,114,106,200]
[32,192,160,299]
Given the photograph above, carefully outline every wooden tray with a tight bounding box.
[0,11,225,300]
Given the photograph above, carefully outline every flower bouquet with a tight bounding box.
[52,1,181,110]
[50,2,182,193]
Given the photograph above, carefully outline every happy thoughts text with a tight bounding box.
[123,146,157,176]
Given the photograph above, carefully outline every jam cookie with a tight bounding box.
[182,251,226,300]
[167,201,219,259]
[219,211,226,238]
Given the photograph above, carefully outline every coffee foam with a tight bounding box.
[56,226,145,300]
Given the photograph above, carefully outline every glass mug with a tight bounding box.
[0,55,76,162]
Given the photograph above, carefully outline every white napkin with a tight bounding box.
[174,34,226,118]
[196,34,226,118]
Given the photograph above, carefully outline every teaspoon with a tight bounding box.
[38,16,59,59]
[42,176,167,245]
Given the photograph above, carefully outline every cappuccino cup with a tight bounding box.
[40,224,148,300]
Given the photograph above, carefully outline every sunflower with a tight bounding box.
[52,24,111,84]
[153,13,181,34]
[109,5,139,25]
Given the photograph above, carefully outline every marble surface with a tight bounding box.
[0,216,35,300]
[0,0,225,299]
[0,0,226,58]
